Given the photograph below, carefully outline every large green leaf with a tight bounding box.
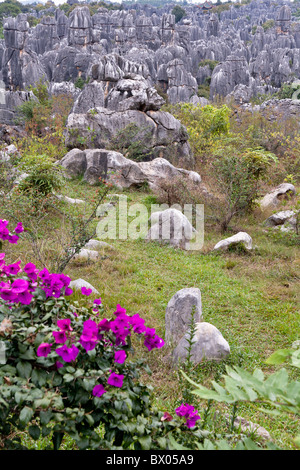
[19,406,34,426]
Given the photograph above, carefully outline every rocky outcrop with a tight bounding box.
[0,87,37,125]
[59,149,200,189]
[64,72,192,162]
[2,14,46,90]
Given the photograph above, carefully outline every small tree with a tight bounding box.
[171,5,186,23]
[212,147,277,232]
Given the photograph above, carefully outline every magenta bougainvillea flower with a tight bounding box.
[11,279,29,294]
[114,350,127,364]
[0,287,17,302]
[92,384,107,397]
[37,343,52,357]
[81,286,92,296]
[107,371,124,388]
[0,220,9,241]
[56,344,79,363]
[8,234,19,244]
[14,222,24,234]
[175,403,201,429]
[23,263,38,281]
[52,330,67,344]
[98,318,111,332]
[38,268,50,282]
[129,313,146,334]
[16,290,33,305]
[57,319,73,332]
[3,261,22,276]
[114,304,126,316]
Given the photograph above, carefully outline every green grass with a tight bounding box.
[2,181,300,449]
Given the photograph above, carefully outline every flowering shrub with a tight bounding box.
[0,218,202,450]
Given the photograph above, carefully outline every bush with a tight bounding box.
[17,154,65,197]
[15,79,73,141]
[74,76,90,90]
[0,218,205,450]
[211,146,276,232]
[170,103,231,165]
[171,5,186,23]
[198,60,219,72]
[262,19,275,31]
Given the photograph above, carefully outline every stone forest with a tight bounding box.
[0,0,299,452]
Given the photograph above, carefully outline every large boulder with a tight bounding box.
[213,232,253,251]
[264,210,297,227]
[64,106,192,163]
[165,287,203,346]
[172,322,230,364]
[145,208,196,250]
[59,149,200,189]
[105,74,165,112]
[259,183,296,210]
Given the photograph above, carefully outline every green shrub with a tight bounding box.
[74,76,90,90]
[197,84,210,100]
[198,60,219,71]
[17,154,65,197]
[262,19,275,31]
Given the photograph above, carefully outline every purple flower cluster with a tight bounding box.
[37,318,79,363]
[1,219,165,401]
[0,219,24,245]
[37,269,73,298]
[0,256,73,305]
[36,304,164,399]
[175,403,201,429]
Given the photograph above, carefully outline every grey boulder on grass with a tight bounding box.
[213,232,253,251]
[172,322,230,365]
[165,288,203,346]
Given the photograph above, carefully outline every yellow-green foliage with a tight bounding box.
[169,103,231,164]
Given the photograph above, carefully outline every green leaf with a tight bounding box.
[242,437,262,450]
[19,346,36,361]
[19,406,34,426]
[40,410,52,425]
[63,373,74,383]
[138,435,152,450]
[168,434,190,450]
[52,431,64,450]
[265,349,294,365]
[15,391,24,405]
[216,439,232,450]
[16,361,32,379]
[291,350,300,369]
[157,437,167,449]
[293,434,300,449]
[85,414,94,426]
[29,424,40,440]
